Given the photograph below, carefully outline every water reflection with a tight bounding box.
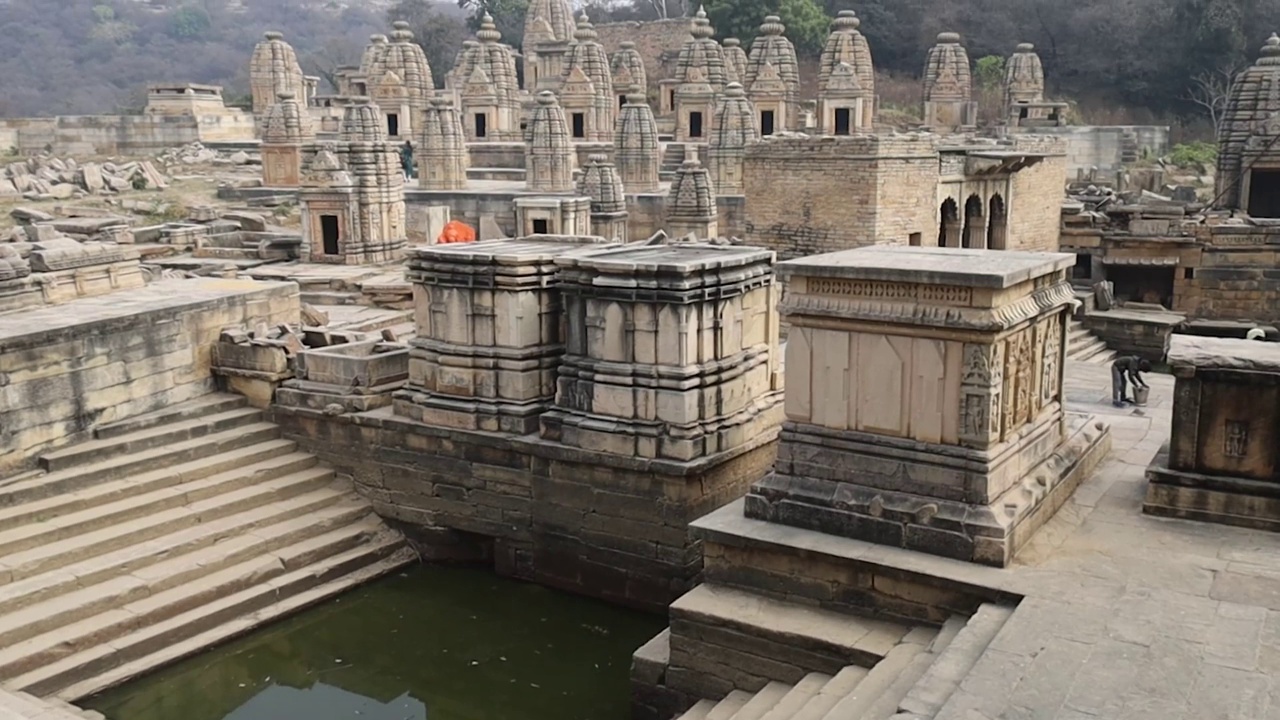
[86,565,665,720]
[228,683,425,720]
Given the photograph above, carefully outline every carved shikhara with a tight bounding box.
[807,278,973,305]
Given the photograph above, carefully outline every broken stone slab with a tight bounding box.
[222,211,267,233]
[1167,334,1280,374]
[300,303,330,327]
[49,217,133,235]
[47,183,76,200]
[0,179,16,196]
[22,225,64,243]
[10,207,54,224]
[79,164,104,193]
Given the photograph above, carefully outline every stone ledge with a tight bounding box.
[1145,449,1280,532]
[746,413,1112,566]
[271,404,780,478]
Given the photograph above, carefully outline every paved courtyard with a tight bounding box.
[917,361,1280,719]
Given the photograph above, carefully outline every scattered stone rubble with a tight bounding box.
[0,155,169,200]
[155,142,258,169]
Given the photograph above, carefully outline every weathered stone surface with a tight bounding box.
[1166,334,1280,373]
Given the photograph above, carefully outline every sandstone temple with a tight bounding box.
[1,7,1280,720]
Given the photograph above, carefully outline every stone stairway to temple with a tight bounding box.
[1067,318,1116,365]
[0,394,416,704]
[659,586,1014,720]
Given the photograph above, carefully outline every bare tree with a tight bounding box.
[1187,65,1238,132]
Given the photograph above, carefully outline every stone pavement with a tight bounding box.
[922,360,1280,720]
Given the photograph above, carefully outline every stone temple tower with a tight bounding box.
[249,31,305,130]
[722,39,749,86]
[610,41,647,111]
[1005,42,1045,112]
[261,91,315,188]
[525,91,575,193]
[523,0,576,92]
[614,84,661,193]
[662,7,730,117]
[419,98,469,191]
[577,154,629,241]
[365,22,434,140]
[707,83,756,195]
[923,32,976,130]
[560,13,616,143]
[457,13,521,141]
[1215,33,1280,216]
[665,148,719,239]
[744,16,801,133]
[817,11,875,133]
[299,100,407,265]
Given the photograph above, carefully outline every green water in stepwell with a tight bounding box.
[85,565,667,720]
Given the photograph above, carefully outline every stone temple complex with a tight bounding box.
[4,10,1280,720]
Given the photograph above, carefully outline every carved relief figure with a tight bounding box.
[1225,420,1250,458]
[1041,316,1061,405]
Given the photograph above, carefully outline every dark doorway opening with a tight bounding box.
[760,110,775,136]
[387,113,399,138]
[572,113,586,139]
[987,194,1007,250]
[938,198,959,247]
[689,111,703,138]
[320,215,340,256]
[1073,253,1092,280]
[962,194,985,249]
[532,218,549,234]
[1248,170,1280,218]
[619,94,626,109]
[834,108,851,135]
[474,113,487,138]
[1107,265,1175,308]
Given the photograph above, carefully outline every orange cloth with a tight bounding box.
[437,220,476,244]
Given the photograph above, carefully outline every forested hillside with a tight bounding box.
[0,0,1273,132]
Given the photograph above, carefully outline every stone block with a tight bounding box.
[1144,335,1280,529]
[745,246,1111,566]
[540,243,784,461]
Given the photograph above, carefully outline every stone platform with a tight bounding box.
[678,361,1280,720]
[0,278,299,475]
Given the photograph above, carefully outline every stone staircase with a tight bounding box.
[0,394,416,704]
[1067,318,1116,364]
[668,600,1014,720]
[0,688,102,719]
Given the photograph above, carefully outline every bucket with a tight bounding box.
[1133,386,1150,406]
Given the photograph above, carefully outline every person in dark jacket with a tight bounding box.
[1111,355,1151,407]
[399,140,414,180]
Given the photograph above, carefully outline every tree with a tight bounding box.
[456,0,529,49]
[704,0,829,57]
[973,55,1005,92]
[168,5,211,39]
[388,0,469,87]
[1186,65,1238,132]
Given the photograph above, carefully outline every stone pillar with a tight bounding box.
[665,148,718,239]
[614,85,661,193]
[526,91,575,193]
[540,243,784,461]
[394,236,617,433]
[577,154,629,241]
[746,246,1111,566]
[419,97,469,191]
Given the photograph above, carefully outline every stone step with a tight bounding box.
[0,467,338,585]
[728,681,791,720]
[669,584,914,687]
[0,498,370,647]
[0,688,86,719]
[93,394,247,440]
[0,452,322,561]
[39,407,264,472]
[817,641,930,719]
[45,697,104,720]
[789,665,868,720]
[0,440,301,533]
[898,604,1015,719]
[677,699,718,720]
[3,517,398,691]
[300,291,361,306]
[0,498,371,618]
[1,423,284,506]
[41,544,417,701]
[757,673,830,720]
[706,690,752,720]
